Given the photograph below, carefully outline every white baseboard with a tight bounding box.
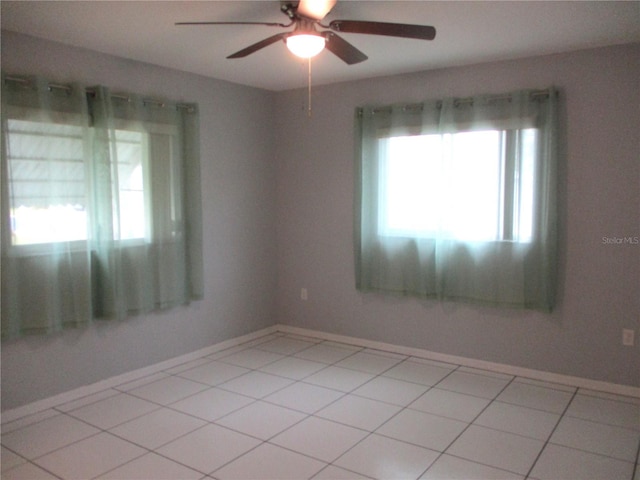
[1,325,279,424]
[276,324,640,400]
[3,322,638,424]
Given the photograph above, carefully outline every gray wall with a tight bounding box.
[1,31,278,410]
[2,32,638,411]
[274,43,640,387]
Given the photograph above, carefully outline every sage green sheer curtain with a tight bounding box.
[355,88,558,312]
[1,76,203,339]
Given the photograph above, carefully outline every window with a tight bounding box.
[355,89,559,311]
[6,120,148,246]
[378,128,536,242]
[2,75,203,339]
[112,129,148,241]
[6,119,87,245]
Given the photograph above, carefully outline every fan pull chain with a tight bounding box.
[307,57,312,117]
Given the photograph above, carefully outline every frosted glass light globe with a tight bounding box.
[286,34,326,58]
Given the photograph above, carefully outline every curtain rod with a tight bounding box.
[4,75,196,113]
[360,88,555,116]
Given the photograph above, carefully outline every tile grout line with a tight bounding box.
[632,438,640,480]
[66,341,463,478]
[523,388,578,480]
[103,341,327,479]
[10,413,152,480]
[3,332,637,480]
[96,336,355,449]
[201,337,366,478]
[304,355,441,477]
[100,422,216,478]
[314,361,464,479]
[418,371,521,479]
[8,336,369,479]
[1,445,66,480]
[311,463,376,480]
[1,334,284,480]
[251,351,446,478]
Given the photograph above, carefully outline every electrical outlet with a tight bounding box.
[622,329,635,346]
[301,288,308,301]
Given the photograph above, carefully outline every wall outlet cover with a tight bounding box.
[622,329,635,346]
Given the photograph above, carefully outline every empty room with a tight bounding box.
[1,1,639,479]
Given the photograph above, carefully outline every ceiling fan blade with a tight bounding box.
[321,32,368,65]
[329,20,436,40]
[227,32,290,58]
[296,0,337,20]
[176,21,291,28]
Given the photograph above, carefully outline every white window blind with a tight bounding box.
[6,120,150,246]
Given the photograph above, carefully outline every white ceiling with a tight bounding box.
[2,1,639,91]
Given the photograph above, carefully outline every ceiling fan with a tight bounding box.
[176,0,436,65]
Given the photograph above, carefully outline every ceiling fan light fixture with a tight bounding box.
[286,33,326,58]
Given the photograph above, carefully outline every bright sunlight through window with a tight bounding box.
[7,120,148,246]
[378,129,536,242]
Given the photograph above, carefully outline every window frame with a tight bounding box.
[354,89,559,312]
[3,109,180,255]
[375,126,538,244]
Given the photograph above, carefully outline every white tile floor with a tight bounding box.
[2,332,639,480]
